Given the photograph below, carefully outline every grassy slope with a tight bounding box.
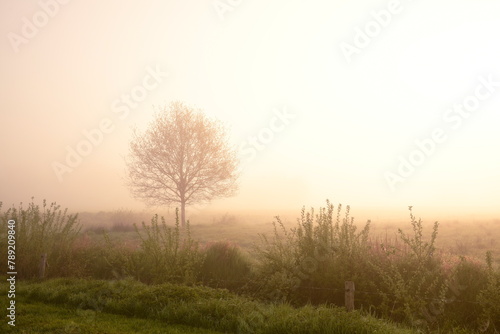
[3,278,418,334]
[1,299,222,334]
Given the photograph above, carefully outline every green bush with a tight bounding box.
[369,207,447,327]
[0,198,80,279]
[199,241,252,290]
[477,252,500,332]
[69,238,134,280]
[254,200,371,305]
[440,256,489,331]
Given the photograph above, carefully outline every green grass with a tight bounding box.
[0,299,222,334]
[4,202,498,333]
[8,277,418,334]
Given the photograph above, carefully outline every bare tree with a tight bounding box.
[126,101,239,227]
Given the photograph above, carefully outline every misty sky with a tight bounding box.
[1,0,499,220]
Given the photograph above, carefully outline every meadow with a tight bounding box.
[1,199,499,333]
[80,207,500,269]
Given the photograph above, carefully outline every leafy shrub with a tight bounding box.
[199,241,252,290]
[68,236,138,280]
[254,200,371,305]
[440,256,489,331]
[0,198,80,279]
[369,207,447,328]
[477,252,500,332]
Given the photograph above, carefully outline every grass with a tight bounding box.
[80,209,500,268]
[71,207,500,332]
[3,201,498,333]
[0,299,223,333]
[8,277,418,334]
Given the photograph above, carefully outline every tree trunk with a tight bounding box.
[180,200,186,228]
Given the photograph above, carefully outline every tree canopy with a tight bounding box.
[126,101,239,226]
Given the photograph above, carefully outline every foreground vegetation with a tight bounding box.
[2,277,417,334]
[0,298,221,334]
[0,199,499,333]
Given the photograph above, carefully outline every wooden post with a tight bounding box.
[39,253,47,279]
[345,281,355,311]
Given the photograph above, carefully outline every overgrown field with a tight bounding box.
[0,199,499,333]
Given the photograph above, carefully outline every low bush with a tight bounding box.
[199,241,252,290]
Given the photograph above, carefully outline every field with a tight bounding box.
[1,201,499,333]
[80,208,500,267]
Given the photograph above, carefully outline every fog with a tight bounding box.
[1,0,499,222]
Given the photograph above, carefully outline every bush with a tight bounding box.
[0,198,81,279]
[199,241,252,290]
[369,207,447,327]
[477,252,500,332]
[68,236,137,280]
[254,200,371,305]
[440,256,489,331]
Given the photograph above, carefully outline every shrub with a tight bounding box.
[0,198,81,279]
[477,251,500,332]
[440,256,489,331]
[67,236,140,280]
[254,200,371,306]
[369,207,447,328]
[199,241,252,290]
